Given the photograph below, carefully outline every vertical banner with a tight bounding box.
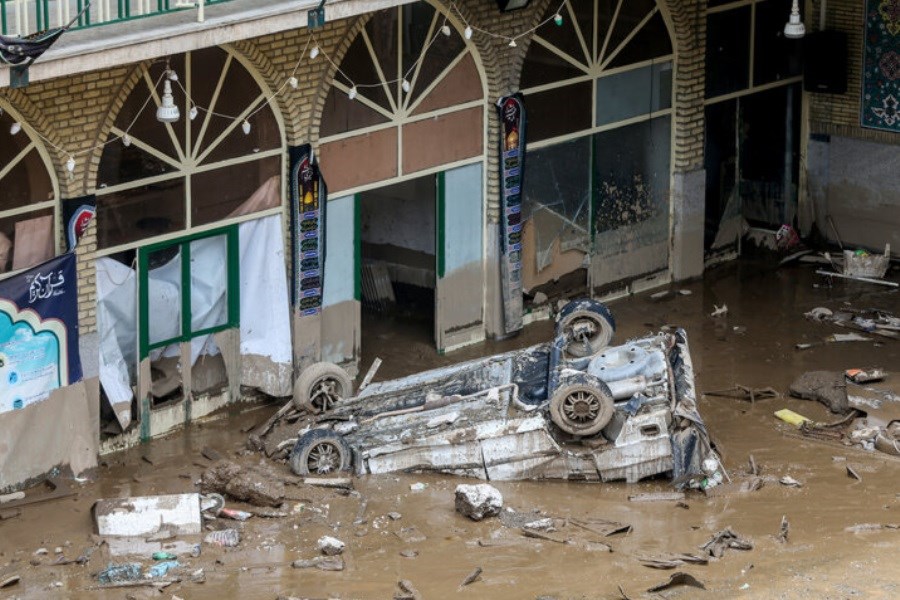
[289,145,328,316]
[861,0,900,133]
[0,253,82,413]
[497,93,526,334]
[62,194,96,252]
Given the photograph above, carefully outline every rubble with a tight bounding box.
[790,371,850,413]
[223,469,285,507]
[455,484,503,521]
[200,460,243,495]
[291,556,345,571]
[700,528,753,558]
[317,536,345,556]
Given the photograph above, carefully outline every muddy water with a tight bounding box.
[2,262,900,599]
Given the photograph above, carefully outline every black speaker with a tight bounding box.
[803,31,848,94]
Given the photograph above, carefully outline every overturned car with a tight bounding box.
[288,299,718,484]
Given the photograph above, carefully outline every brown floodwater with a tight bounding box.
[2,261,900,599]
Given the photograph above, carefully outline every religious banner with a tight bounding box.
[497,93,526,335]
[289,144,327,315]
[861,0,900,132]
[62,194,96,251]
[0,253,82,413]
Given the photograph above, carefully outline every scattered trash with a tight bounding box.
[303,477,353,489]
[843,245,891,279]
[700,528,753,558]
[146,560,180,578]
[459,566,483,588]
[34,547,48,556]
[639,554,708,569]
[774,408,811,427]
[399,549,419,558]
[776,515,789,543]
[647,572,706,592]
[845,368,885,383]
[0,575,20,588]
[740,583,751,590]
[846,465,863,481]
[387,511,402,520]
[628,492,685,503]
[98,562,142,584]
[219,508,252,521]
[711,304,728,317]
[394,579,423,600]
[455,484,503,521]
[204,528,240,547]
[780,475,803,488]
[704,385,778,403]
[409,482,428,492]
[816,269,898,288]
[317,536,345,556]
[830,332,874,342]
[152,552,177,561]
[190,568,205,583]
[748,454,759,476]
[291,556,345,571]
[844,523,900,533]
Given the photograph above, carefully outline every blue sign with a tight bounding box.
[0,253,82,413]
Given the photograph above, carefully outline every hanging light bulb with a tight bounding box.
[10,122,21,135]
[66,156,76,173]
[242,119,251,135]
[554,13,564,26]
[401,78,411,93]
[441,24,451,37]
[348,86,358,100]
[156,77,181,123]
[464,25,473,40]
[310,45,320,59]
[189,105,198,120]
[288,76,299,89]
[783,0,806,39]
[508,38,517,48]
[123,134,132,147]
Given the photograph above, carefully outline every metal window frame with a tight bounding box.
[137,223,239,359]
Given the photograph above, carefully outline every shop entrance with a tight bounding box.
[359,175,437,348]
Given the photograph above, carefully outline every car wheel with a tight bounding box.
[290,429,353,476]
[549,374,615,437]
[292,362,353,413]
[556,299,616,358]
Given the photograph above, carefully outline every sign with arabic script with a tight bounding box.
[289,144,327,315]
[0,253,82,413]
[497,93,526,335]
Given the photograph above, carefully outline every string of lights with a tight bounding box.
[4,2,569,175]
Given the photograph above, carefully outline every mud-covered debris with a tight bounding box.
[98,562,141,583]
[638,553,708,569]
[748,454,759,475]
[291,556,345,571]
[201,446,224,462]
[146,560,179,578]
[616,584,633,600]
[395,526,427,544]
[304,477,353,489]
[522,528,568,544]
[201,460,243,495]
[224,469,285,507]
[410,482,428,491]
[0,575,20,588]
[317,536,345,556]
[710,304,728,317]
[847,465,863,481]
[220,508,252,521]
[844,523,900,533]
[395,579,423,600]
[704,385,778,403]
[459,566,483,588]
[700,528,753,558]
[567,518,631,537]
[400,549,419,558]
[190,568,205,583]
[628,492,685,503]
[455,484,503,521]
[204,529,240,547]
[647,571,706,592]
[522,517,554,531]
[780,475,803,488]
[387,511,402,520]
[790,371,850,414]
[252,508,288,518]
[776,516,789,544]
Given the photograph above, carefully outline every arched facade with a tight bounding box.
[0,98,60,275]
[93,45,286,253]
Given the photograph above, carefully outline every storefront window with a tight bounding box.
[97,46,283,250]
[0,104,58,274]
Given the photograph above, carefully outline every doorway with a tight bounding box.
[359,175,437,350]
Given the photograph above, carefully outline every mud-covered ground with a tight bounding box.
[2,261,900,599]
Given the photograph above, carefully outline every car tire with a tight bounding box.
[289,429,353,476]
[549,373,615,437]
[556,299,616,357]
[292,362,353,413]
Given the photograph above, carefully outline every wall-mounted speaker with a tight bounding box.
[803,31,848,94]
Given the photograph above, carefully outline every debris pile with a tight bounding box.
[201,460,285,507]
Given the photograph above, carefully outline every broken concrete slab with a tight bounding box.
[455,483,503,521]
[93,493,202,537]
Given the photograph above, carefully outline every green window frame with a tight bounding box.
[138,225,239,359]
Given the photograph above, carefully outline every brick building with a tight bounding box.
[0,0,897,484]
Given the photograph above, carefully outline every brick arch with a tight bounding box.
[86,61,149,196]
[0,89,66,197]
